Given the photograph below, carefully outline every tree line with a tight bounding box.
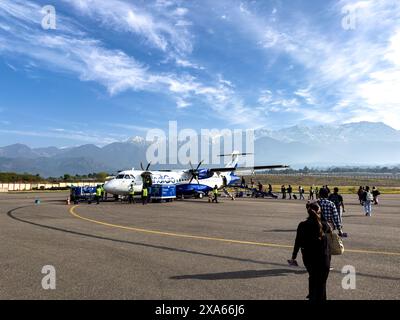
[0,172,109,183]
[266,166,400,174]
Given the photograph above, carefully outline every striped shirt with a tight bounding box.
[318,198,342,230]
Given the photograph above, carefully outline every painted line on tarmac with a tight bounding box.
[69,206,400,256]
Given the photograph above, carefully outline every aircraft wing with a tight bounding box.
[209,164,289,173]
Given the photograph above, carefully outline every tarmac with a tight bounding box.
[0,191,399,300]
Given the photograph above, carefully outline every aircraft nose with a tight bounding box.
[104,180,116,193]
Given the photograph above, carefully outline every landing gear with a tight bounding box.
[194,192,205,199]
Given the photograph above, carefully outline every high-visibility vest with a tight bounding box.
[142,188,148,197]
[96,188,102,196]
[213,188,218,195]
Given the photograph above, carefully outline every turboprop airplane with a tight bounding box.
[104,151,289,198]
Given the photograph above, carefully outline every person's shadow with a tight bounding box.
[171,268,306,281]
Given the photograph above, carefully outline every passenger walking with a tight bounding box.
[258,182,263,192]
[315,187,319,199]
[288,202,331,301]
[287,185,293,200]
[362,186,374,216]
[212,185,219,203]
[328,187,345,218]
[299,186,305,200]
[223,176,228,188]
[241,176,246,188]
[281,185,286,199]
[325,185,331,195]
[318,188,344,236]
[357,186,364,205]
[309,186,314,200]
[372,187,381,205]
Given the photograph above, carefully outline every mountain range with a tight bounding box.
[1,122,399,177]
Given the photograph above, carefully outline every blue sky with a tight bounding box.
[0,0,399,147]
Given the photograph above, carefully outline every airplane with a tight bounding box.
[103,151,289,198]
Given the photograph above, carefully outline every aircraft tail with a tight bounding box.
[218,151,253,169]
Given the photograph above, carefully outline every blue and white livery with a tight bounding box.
[104,151,288,197]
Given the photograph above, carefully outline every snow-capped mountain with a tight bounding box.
[0,122,399,176]
[255,122,400,144]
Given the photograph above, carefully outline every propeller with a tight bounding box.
[140,161,153,187]
[140,162,151,172]
[188,160,203,185]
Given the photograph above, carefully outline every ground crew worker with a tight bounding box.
[142,187,148,205]
[101,184,106,200]
[129,186,135,204]
[95,185,102,204]
[212,185,219,203]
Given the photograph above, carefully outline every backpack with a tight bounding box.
[366,192,373,201]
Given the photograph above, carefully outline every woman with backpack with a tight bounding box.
[288,202,332,301]
[363,186,374,216]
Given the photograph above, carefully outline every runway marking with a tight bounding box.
[69,206,400,256]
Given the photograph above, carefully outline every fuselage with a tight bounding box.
[104,169,240,196]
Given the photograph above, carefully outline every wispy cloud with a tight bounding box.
[176,97,191,109]
[294,87,317,106]
[223,0,400,128]
[0,128,120,145]
[0,0,262,127]
[105,123,153,132]
[63,0,193,55]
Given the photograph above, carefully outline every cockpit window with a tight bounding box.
[116,174,124,179]
[124,175,132,179]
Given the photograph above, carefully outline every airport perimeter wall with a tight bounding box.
[0,182,102,193]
